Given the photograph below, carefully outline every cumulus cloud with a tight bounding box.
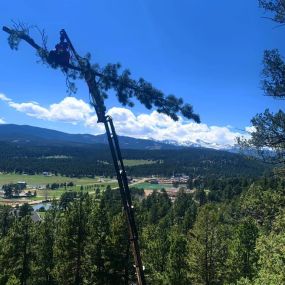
[1,94,94,125]
[245,126,256,133]
[0,92,247,148]
[10,97,93,124]
[106,107,243,148]
[0,118,5,124]
[0,93,11,102]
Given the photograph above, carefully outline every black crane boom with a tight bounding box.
[58,29,147,285]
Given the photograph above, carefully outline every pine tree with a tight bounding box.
[141,223,170,284]
[247,210,285,285]
[227,217,259,283]
[106,212,133,284]
[53,194,91,285]
[172,190,197,233]
[0,205,14,237]
[187,204,231,285]
[164,228,190,285]
[32,204,58,285]
[86,197,111,284]
[0,217,35,285]
[194,189,207,206]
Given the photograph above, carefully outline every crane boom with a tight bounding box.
[61,30,146,285]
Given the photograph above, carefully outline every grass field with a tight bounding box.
[35,181,118,199]
[123,159,157,167]
[0,173,101,185]
[135,182,175,190]
[0,173,118,204]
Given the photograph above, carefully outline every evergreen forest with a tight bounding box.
[1,174,285,284]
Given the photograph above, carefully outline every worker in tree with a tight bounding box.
[48,32,70,67]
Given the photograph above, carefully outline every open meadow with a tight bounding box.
[0,173,118,205]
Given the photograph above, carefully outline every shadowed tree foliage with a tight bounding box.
[259,1,285,96]
[0,217,35,285]
[239,109,285,162]
[262,49,285,98]
[259,0,285,24]
[0,206,14,237]
[238,1,285,163]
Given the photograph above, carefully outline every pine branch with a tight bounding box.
[3,24,200,123]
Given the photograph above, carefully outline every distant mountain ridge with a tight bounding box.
[0,124,269,178]
[0,124,182,150]
[160,138,236,150]
[0,124,243,152]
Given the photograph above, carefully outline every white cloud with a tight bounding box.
[245,126,256,133]
[105,107,243,148]
[0,118,5,124]
[9,97,93,124]
[1,94,94,125]
[0,93,248,148]
[0,93,11,102]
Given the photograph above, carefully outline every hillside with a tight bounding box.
[0,124,181,150]
[0,135,269,179]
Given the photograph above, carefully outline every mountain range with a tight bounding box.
[0,124,184,150]
[0,124,269,178]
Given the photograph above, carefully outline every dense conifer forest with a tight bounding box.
[0,142,269,178]
[1,174,285,284]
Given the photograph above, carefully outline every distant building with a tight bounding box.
[143,187,193,202]
[158,175,189,185]
[146,178,159,184]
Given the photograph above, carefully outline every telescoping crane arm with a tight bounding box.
[2,26,146,285]
[55,29,147,285]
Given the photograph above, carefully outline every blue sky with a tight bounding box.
[0,0,284,147]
